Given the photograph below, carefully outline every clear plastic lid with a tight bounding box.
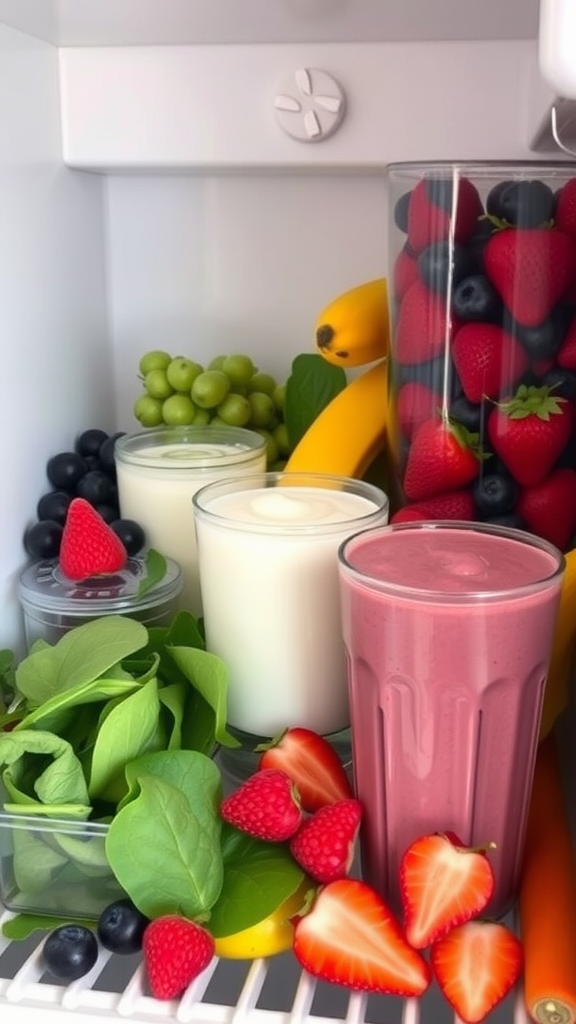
[18,554,182,616]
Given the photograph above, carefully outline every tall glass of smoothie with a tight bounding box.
[115,426,266,616]
[338,520,564,919]
[193,472,389,776]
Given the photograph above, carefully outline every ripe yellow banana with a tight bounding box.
[285,360,388,479]
[290,277,576,741]
[314,278,389,368]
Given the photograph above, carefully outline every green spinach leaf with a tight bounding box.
[168,647,239,749]
[88,679,163,803]
[0,730,90,812]
[15,617,148,706]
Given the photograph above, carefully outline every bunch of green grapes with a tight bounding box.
[134,350,293,469]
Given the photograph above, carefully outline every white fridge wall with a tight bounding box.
[105,172,387,426]
[0,24,109,654]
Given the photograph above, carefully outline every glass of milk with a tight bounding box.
[192,472,389,775]
[115,426,267,616]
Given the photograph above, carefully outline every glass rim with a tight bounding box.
[338,519,566,602]
[114,425,266,469]
[192,471,389,534]
[386,159,576,176]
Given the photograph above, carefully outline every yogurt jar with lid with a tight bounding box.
[18,553,182,648]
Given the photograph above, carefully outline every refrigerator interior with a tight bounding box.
[0,2,573,1021]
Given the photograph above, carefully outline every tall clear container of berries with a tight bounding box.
[386,162,576,553]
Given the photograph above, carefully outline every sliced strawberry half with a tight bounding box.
[293,878,431,996]
[400,832,495,949]
[431,919,523,1024]
[59,497,128,581]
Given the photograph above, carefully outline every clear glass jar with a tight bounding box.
[386,161,576,552]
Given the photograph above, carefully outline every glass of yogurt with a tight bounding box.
[115,426,266,616]
[192,472,389,775]
[338,519,565,919]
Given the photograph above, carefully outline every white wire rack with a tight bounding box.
[0,907,531,1024]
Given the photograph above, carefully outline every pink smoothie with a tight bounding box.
[338,522,564,917]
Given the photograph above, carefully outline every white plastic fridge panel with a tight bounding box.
[0,23,110,656]
[104,172,387,427]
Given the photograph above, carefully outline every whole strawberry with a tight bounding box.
[487,384,573,487]
[402,417,481,502]
[452,322,529,403]
[395,279,459,366]
[391,488,476,524]
[59,497,127,581]
[142,916,214,1000]
[290,798,362,884]
[516,468,576,551]
[407,176,482,254]
[483,226,576,327]
[220,768,302,841]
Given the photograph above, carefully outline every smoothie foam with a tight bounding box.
[339,522,564,918]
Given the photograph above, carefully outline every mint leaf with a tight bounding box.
[284,353,346,448]
[136,548,167,600]
[209,825,305,937]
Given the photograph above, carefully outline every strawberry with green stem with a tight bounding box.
[402,416,483,502]
[487,384,573,488]
[293,878,431,996]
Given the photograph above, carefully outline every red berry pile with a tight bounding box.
[390,172,576,551]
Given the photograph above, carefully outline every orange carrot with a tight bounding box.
[518,733,576,1024]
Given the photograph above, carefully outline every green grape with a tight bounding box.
[162,394,196,426]
[272,383,286,414]
[192,407,211,426]
[134,394,164,427]
[222,354,256,387]
[138,350,172,376]
[255,429,279,467]
[144,368,174,400]
[191,370,231,409]
[216,392,252,427]
[248,391,276,428]
[273,421,292,457]
[208,355,227,371]
[248,372,277,396]
[208,414,229,428]
[166,357,203,392]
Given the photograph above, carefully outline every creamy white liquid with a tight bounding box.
[116,442,266,614]
[194,486,388,736]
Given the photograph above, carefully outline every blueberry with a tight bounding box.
[76,428,109,458]
[486,180,514,218]
[449,394,487,435]
[46,451,87,492]
[41,924,98,981]
[452,275,502,322]
[99,432,126,476]
[82,455,104,474]
[94,503,121,524]
[484,513,527,531]
[23,520,63,559]
[97,898,149,954]
[474,473,518,517]
[37,490,72,525]
[394,191,411,232]
[497,180,554,228]
[506,306,570,361]
[76,470,117,506]
[418,241,472,294]
[110,519,146,556]
[541,367,576,401]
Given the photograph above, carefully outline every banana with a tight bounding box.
[314,278,389,368]
[291,276,576,741]
[285,360,388,479]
